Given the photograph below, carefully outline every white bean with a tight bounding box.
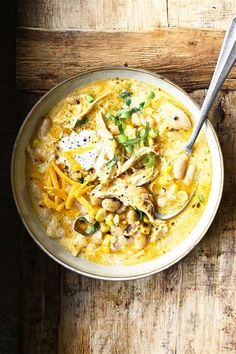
[90,195,102,207]
[134,234,146,250]
[127,209,137,224]
[102,198,121,212]
[173,154,189,179]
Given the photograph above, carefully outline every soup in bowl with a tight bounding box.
[12,68,223,279]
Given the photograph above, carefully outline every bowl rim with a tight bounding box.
[11,66,224,280]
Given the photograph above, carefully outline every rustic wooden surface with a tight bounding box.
[0,1,18,353]
[14,1,236,353]
[16,27,236,92]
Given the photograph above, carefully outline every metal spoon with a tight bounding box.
[155,15,236,220]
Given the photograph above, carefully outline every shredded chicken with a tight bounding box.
[94,110,118,184]
[92,178,156,223]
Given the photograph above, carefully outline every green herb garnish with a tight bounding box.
[116,134,128,144]
[117,108,133,119]
[124,137,141,146]
[142,153,156,168]
[147,91,155,99]
[125,145,134,154]
[198,194,205,203]
[106,155,120,169]
[139,101,145,110]
[74,116,88,128]
[120,90,131,99]
[105,112,114,120]
[120,90,132,106]
[85,94,95,103]
[126,97,131,106]
[139,122,150,140]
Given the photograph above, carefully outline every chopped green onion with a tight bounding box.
[125,145,134,154]
[147,91,155,99]
[85,94,95,103]
[140,139,145,147]
[105,112,114,120]
[142,153,156,168]
[117,120,125,134]
[139,128,147,139]
[120,90,131,99]
[131,107,140,113]
[116,134,128,144]
[106,155,120,169]
[198,194,205,203]
[125,97,131,106]
[139,122,150,140]
[139,101,145,110]
[74,116,88,128]
[117,108,132,119]
[124,137,141,146]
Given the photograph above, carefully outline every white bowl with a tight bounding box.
[11,68,224,280]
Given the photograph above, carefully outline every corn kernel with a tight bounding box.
[100,222,110,233]
[101,234,111,253]
[140,226,150,235]
[95,208,106,222]
[143,216,149,223]
[164,165,173,175]
[105,214,114,226]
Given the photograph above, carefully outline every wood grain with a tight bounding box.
[168,0,236,29]
[17,0,168,30]
[15,1,236,353]
[17,27,236,93]
[18,0,236,30]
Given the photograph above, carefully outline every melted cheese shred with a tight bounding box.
[42,162,95,213]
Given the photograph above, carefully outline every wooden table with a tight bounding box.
[12,1,236,353]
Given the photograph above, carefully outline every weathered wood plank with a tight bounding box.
[168,0,236,29]
[18,0,168,30]
[59,265,182,354]
[16,27,236,93]
[0,2,18,353]
[17,0,236,30]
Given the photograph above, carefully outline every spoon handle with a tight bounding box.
[186,15,236,153]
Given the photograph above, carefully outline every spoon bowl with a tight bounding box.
[155,15,236,220]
